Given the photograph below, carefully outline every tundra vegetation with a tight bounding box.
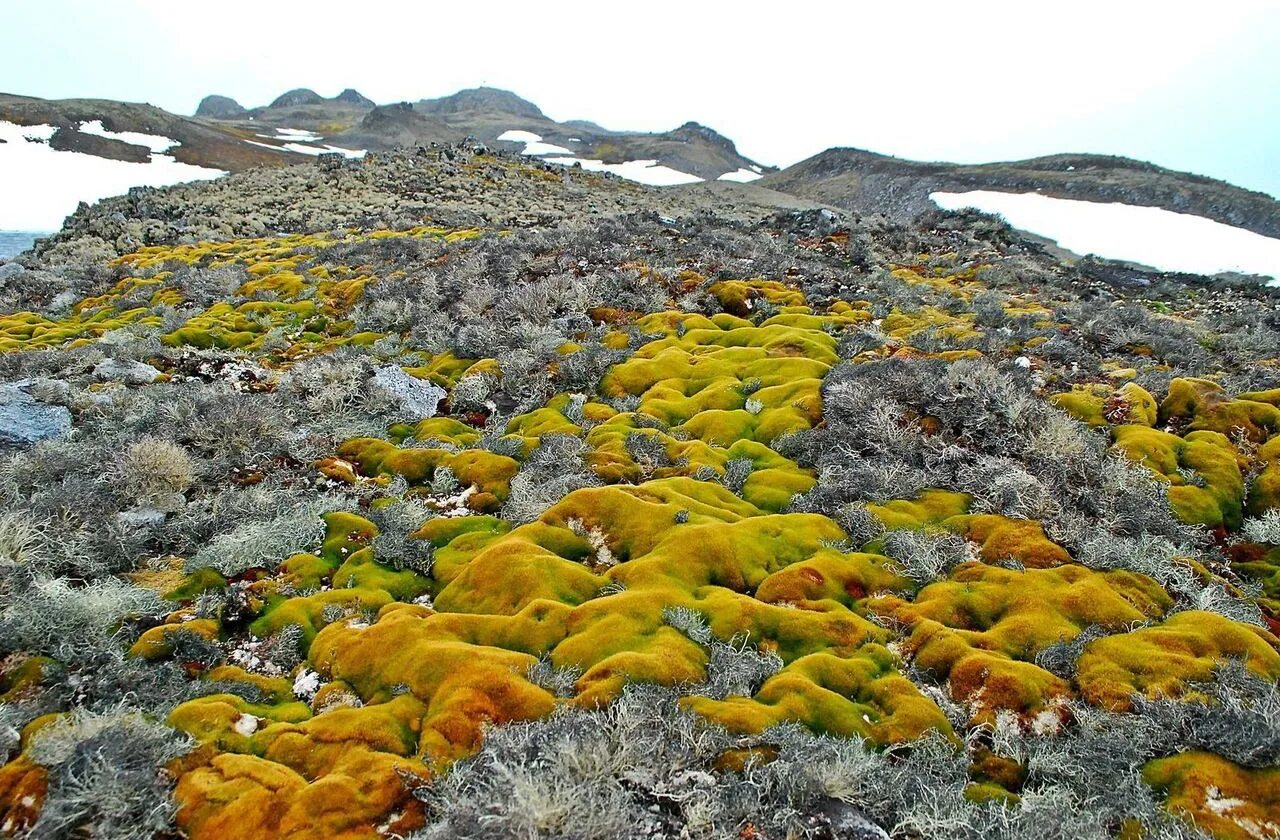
[0,146,1278,839]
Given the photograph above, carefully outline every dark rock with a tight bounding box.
[195,95,247,119]
[334,88,375,108]
[48,127,151,163]
[417,87,545,120]
[269,88,325,109]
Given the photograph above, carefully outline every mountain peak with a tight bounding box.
[269,88,324,108]
[417,87,544,120]
[194,94,246,119]
[334,88,375,108]
[669,121,739,154]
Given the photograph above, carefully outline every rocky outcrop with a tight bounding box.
[194,95,246,119]
[48,126,151,163]
[269,88,326,108]
[0,381,71,448]
[334,88,375,108]
[417,87,545,119]
[761,148,1280,240]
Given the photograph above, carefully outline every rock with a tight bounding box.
[371,365,446,419]
[116,506,167,530]
[805,799,890,840]
[269,88,324,108]
[195,95,247,119]
[0,381,72,448]
[93,358,162,385]
[334,88,375,108]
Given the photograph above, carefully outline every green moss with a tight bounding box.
[1078,610,1280,710]
[1112,425,1245,529]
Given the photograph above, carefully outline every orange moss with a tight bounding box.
[1143,751,1280,840]
[874,563,1171,719]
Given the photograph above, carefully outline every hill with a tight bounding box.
[1,140,1279,838]
[762,147,1280,239]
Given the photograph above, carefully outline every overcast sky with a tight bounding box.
[4,0,1278,196]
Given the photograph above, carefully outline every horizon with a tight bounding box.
[2,1,1278,200]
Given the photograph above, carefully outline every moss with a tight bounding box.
[0,756,46,837]
[963,781,1019,805]
[1142,752,1280,840]
[1112,425,1245,529]
[332,548,430,602]
[684,646,953,743]
[942,514,1071,568]
[309,611,557,763]
[205,666,296,704]
[336,439,517,509]
[970,746,1027,792]
[866,490,971,532]
[130,618,221,661]
[596,319,838,444]
[1052,382,1157,427]
[1078,610,1280,711]
[755,549,911,608]
[279,552,334,592]
[173,744,425,840]
[1248,436,1280,518]
[433,536,604,615]
[873,563,1171,720]
[167,567,229,601]
[0,657,53,702]
[413,515,509,548]
[1160,377,1280,443]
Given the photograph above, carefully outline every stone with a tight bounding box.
[116,506,167,530]
[370,365,446,419]
[93,358,162,385]
[0,381,72,448]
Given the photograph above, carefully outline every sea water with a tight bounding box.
[0,231,46,260]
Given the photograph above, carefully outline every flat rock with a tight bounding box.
[93,358,162,385]
[0,381,72,447]
[371,365,446,419]
[117,506,167,530]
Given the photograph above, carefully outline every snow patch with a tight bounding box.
[931,190,1280,284]
[543,156,703,187]
[497,129,573,156]
[245,138,366,159]
[499,128,703,186]
[0,120,225,230]
[274,127,323,142]
[78,120,177,154]
[717,167,764,183]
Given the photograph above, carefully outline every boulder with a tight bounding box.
[0,381,71,448]
[370,366,446,419]
[117,507,167,530]
[93,358,162,385]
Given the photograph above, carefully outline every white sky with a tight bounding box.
[2,0,1278,197]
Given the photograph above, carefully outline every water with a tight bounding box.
[0,231,48,260]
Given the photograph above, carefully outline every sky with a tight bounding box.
[3,0,1278,197]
